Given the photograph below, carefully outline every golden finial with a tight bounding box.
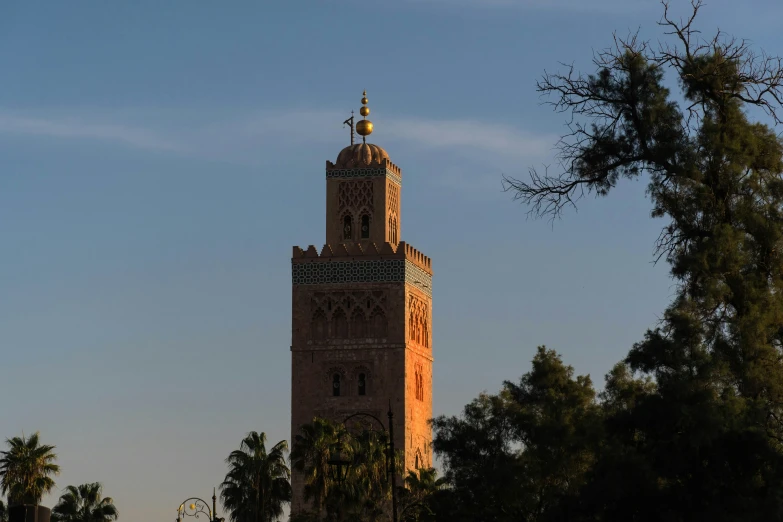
[355,90,373,143]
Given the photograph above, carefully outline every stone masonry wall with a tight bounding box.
[289,276,433,513]
[290,281,408,513]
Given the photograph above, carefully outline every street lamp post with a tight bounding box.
[176,490,224,522]
[328,402,399,522]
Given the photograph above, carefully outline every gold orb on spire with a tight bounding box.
[356,90,373,139]
[356,120,373,136]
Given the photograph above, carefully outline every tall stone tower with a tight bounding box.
[290,92,433,512]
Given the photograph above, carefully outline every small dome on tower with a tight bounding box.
[333,143,389,169]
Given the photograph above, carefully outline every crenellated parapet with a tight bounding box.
[292,241,432,296]
[293,241,430,272]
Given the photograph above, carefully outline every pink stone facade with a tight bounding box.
[290,144,432,513]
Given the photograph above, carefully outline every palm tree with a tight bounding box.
[0,499,8,522]
[398,468,447,522]
[291,419,399,521]
[51,483,118,522]
[0,432,60,505]
[290,418,347,515]
[342,431,393,521]
[220,432,291,522]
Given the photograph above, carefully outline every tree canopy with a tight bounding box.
[51,483,118,522]
[0,432,60,506]
[290,417,424,522]
[220,432,291,522]
[423,1,783,520]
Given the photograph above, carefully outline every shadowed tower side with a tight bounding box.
[290,92,433,514]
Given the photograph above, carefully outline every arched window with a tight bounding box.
[332,309,349,338]
[343,215,353,240]
[415,452,420,469]
[358,372,366,396]
[311,309,327,341]
[333,373,341,397]
[361,215,370,239]
[415,365,424,402]
[351,309,367,338]
[370,308,387,337]
[388,216,393,242]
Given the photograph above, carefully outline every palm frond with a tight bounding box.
[51,482,118,522]
[0,432,60,505]
[220,431,290,522]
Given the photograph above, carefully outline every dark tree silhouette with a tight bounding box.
[0,432,60,505]
[51,483,118,522]
[220,432,291,522]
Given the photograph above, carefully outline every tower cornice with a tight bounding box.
[326,155,402,177]
[292,241,432,274]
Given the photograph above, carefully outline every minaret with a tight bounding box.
[290,92,433,513]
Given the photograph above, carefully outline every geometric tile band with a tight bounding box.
[405,262,432,296]
[292,259,432,296]
[326,168,402,186]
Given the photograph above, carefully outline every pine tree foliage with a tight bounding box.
[429,2,783,520]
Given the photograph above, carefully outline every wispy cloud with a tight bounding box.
[0,108,554,163]
[0,108,556,195]
[189,110,556,163]
[0,113,183,152]
[384,117,555,160]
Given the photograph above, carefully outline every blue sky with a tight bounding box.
[2,0,782,520]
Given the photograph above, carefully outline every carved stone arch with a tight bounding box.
[387,181,399,213]
[325,366,347,397]
[360,213,371,239]
[372,290,387,306]
[351,307,367,338]
[311,308,327,341]
[351,364,372,396]
[414,448,424,470]
[350,364,372,382]
[408,299,416,339]
[370,306,387,338]
[408,295,430,348]
[388,215,393,239]
[388,213,399,243]
[325,366,347,381]
[310,294,323,311]
[332,307,349,338]
[414,363,424,402]
[341,212,354,241]
[351,291,371,312]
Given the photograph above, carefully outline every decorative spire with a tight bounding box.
[355,90,374,144]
